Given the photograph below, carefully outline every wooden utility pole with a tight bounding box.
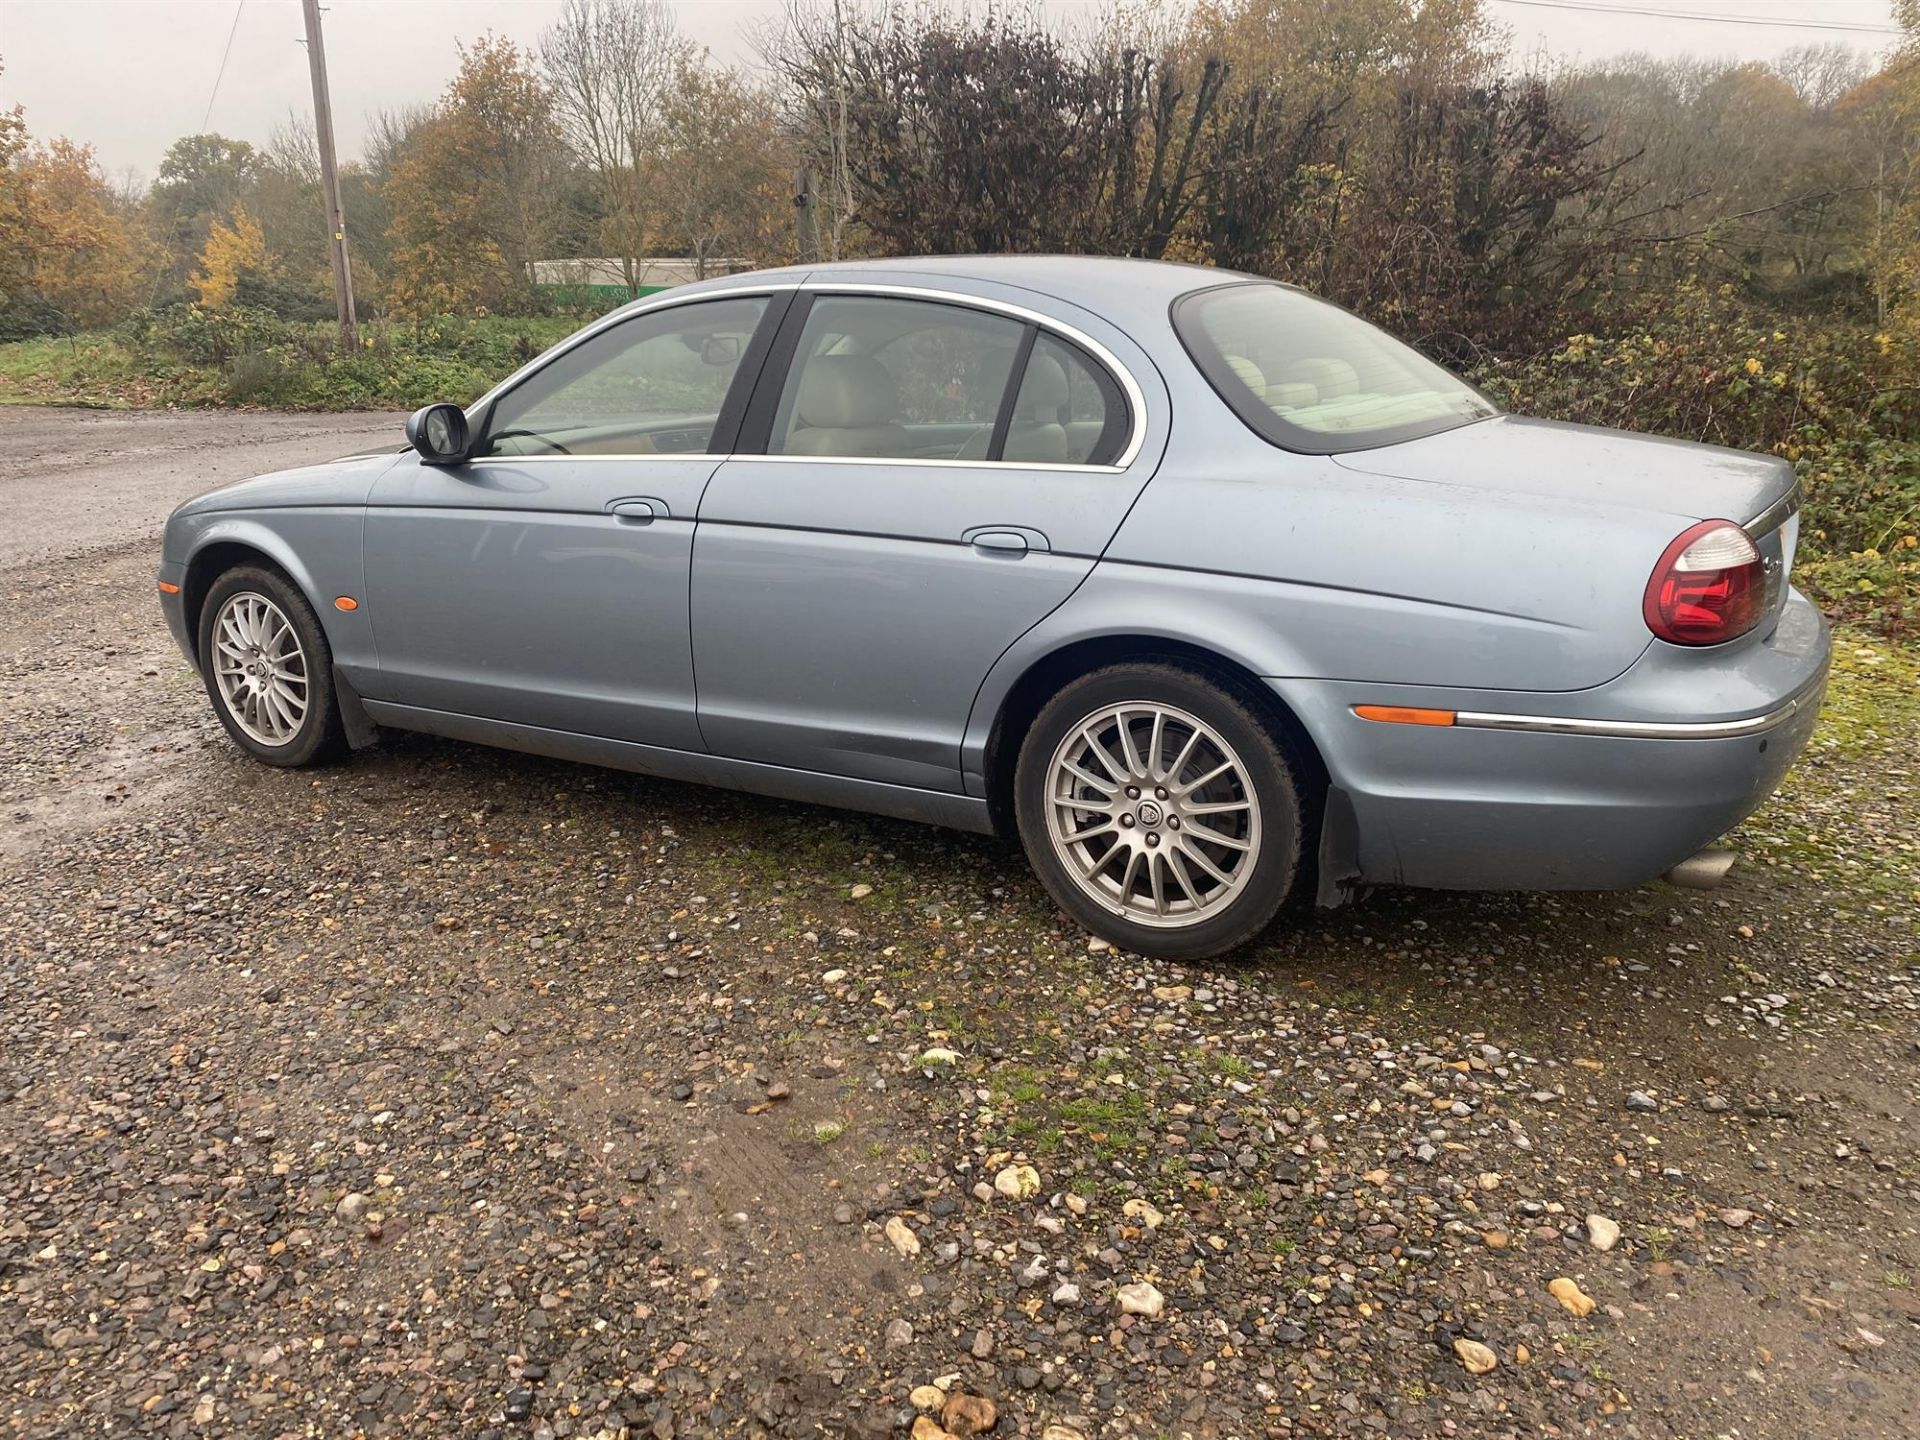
[301,0,357,351]
[793,168,819,264]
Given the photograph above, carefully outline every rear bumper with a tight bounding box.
[1282,588,1830,893]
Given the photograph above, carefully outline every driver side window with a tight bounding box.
[479,295,769,457]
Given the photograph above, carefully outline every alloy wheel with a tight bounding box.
[1043,701,1262,928]
[210,591,309,747]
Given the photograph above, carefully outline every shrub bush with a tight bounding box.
[0,295,75,343]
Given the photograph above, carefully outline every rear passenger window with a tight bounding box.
[1006,334,1128,466]
[760,293,1132,466]
[769,296,1023,460]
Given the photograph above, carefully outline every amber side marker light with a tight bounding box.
[1354,704,1457,727]
[156,580,180,594]
[334,596,360,611]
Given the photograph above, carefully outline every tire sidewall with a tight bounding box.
[1015,665,1301,960]
[196,565,339,768]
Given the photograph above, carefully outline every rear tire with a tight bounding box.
[196,564,346,768]
[1014,664,1302,960]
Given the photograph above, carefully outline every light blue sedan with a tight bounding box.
[158,257,1829,959]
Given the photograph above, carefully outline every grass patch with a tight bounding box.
[0,310,580,411]
[1735,627,1920,905]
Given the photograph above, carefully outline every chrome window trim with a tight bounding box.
[730,453,1127,476]
[461,453,1124,475]
[462,279,1149,473]
[464,454,731,466]
[1354,679,1822,740]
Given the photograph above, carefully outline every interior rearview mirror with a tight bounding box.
[702,335,742,366]
[406,403,470,465]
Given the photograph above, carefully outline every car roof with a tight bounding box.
[620,254,1263,328]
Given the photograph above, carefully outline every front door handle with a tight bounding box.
[609,499,658,522]
[966,528,1033,555]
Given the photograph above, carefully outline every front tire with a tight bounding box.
[196,564,345,768]
[1014,664,1302,960]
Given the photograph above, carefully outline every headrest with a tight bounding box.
[1282,358,1359,398]
[1019,353,1070,420]
[1225,354,1267,398]
[796,355,898,429]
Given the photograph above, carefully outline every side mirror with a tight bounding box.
[406,403,470,465]
[701,335,742,366]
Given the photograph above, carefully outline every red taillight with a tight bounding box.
[1643,519,1765,646]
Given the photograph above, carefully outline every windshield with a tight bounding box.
[1172,283,1496,454]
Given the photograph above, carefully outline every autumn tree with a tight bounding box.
[190,207,271,307]
[386,36,568,317]
[647,63,792,274]
[10,136,151,328]
[0,60,29,311]
[149,133,261,283]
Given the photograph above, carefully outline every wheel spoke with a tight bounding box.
[1114,711,1143,777]
[1174,760,1234,797]
[1166,728,1201,785]
[1080,727,1126,782]
[1060,759,1117,795]
[1184,822,1252,852]
[1183,798,1250,816]
[1146,710,1166,780]
[1177,837,1235,887]
[1166,848,1204,908]
[1148,851,1167,916]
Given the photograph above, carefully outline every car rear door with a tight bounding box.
[689,284,1165,793]
[360,291,784,750]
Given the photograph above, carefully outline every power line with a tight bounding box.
[1488,0,1901,35]
[202,0,247,132]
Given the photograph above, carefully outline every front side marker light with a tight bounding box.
[1354,704,1457,726]
[157,580,180,594]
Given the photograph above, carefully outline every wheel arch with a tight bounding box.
[978,634,1332,868]
[179,524,326,666]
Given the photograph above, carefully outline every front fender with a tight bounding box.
[172,508,373,676]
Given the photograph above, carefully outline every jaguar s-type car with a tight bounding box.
[158,256,1829,959]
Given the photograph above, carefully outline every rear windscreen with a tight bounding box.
[1172,282,1497,454]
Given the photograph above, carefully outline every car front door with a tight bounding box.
[690,286,1164,792]
[361,292,781,750]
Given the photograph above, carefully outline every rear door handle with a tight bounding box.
[609,499,659,522]
[965,527,1044,555]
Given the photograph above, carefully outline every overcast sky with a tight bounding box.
[0,0,1905,183]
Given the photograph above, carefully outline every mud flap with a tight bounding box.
[332,666,380,751]
[1315,784,1361,908]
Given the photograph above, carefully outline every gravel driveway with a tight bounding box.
[2,408,1916,1439]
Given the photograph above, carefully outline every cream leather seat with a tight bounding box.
[784,355,911,457]
[1002,354,1070,464]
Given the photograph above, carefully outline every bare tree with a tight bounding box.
[648,63,792,276]
[540,0,692,293]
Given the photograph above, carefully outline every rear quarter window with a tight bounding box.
[1172,282,1496,455]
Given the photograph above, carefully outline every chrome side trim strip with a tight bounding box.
[1450,689,1817,740]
